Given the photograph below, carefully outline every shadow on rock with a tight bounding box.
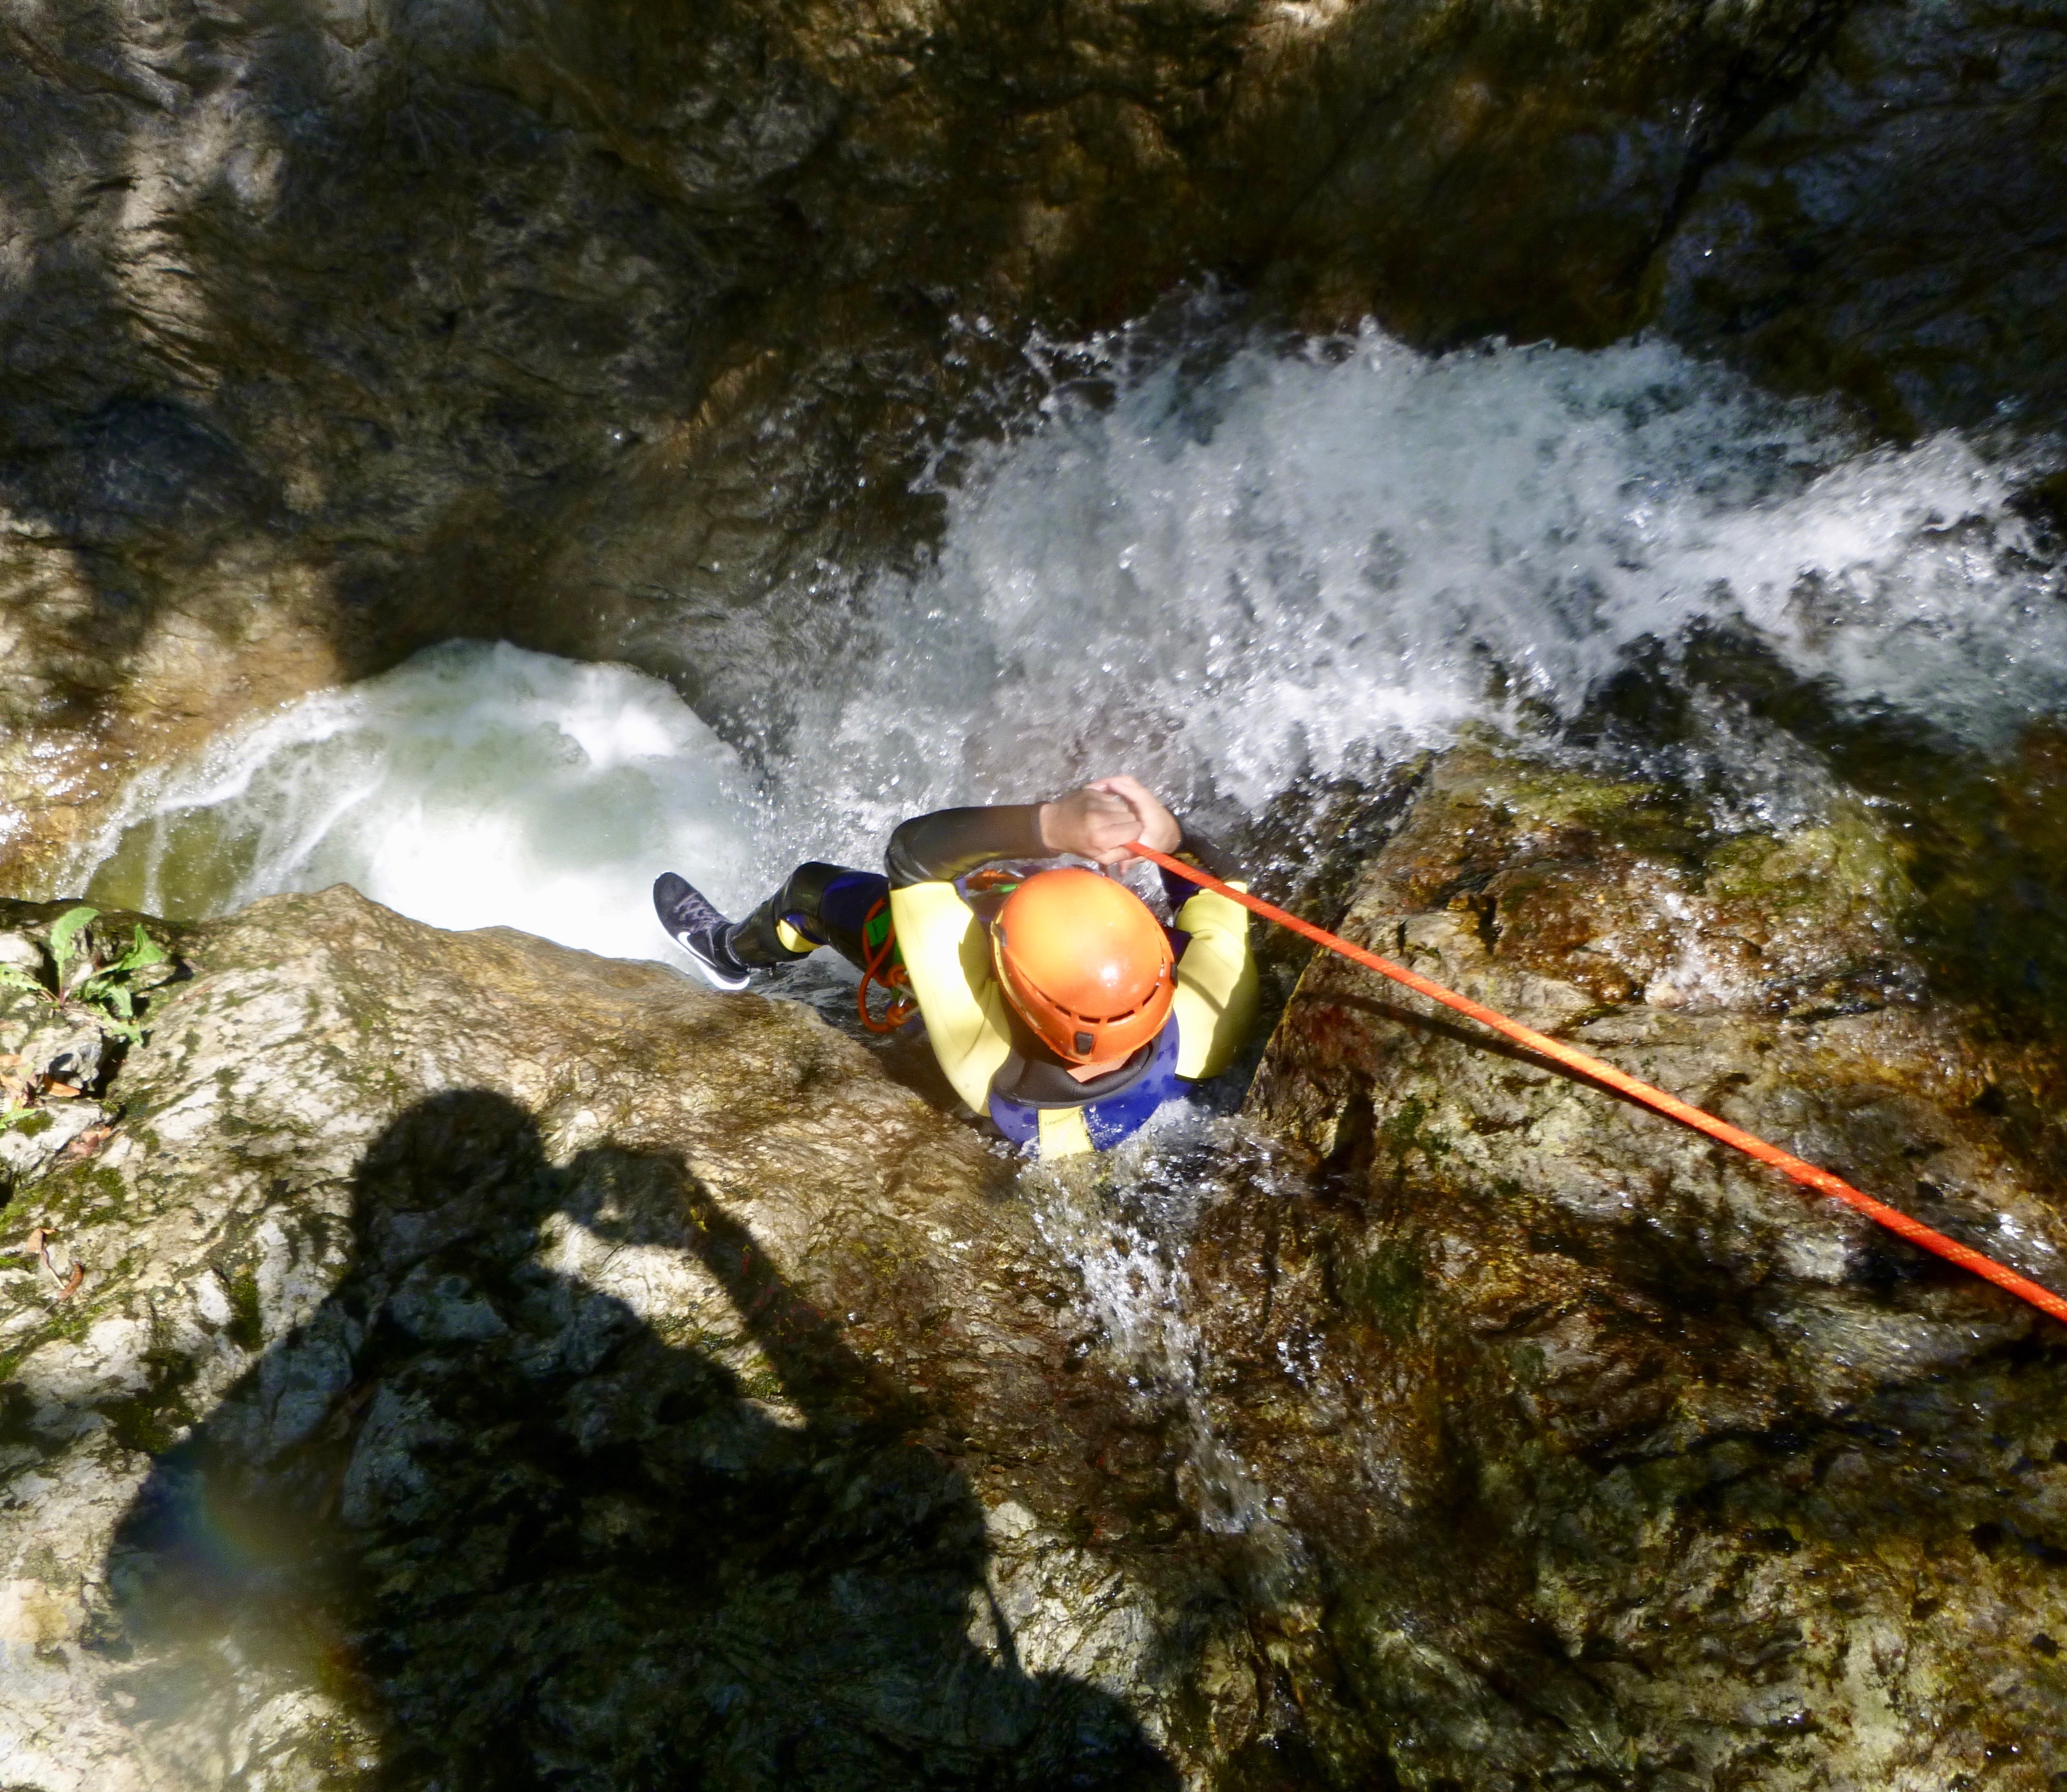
[103,1089,1177,1789]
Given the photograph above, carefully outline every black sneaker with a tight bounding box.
[653,872,752,992]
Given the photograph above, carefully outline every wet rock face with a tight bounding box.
[1657,0,2067,438]
[4,760,2067,1787]
[0,889,1266,1789]
[0,0,1860,886]
[1222,748,2067,1787]
[4,1,2064,888]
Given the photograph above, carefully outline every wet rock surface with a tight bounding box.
[0,889,1266,1790]
[1656,0,2067,438]
[3,747,2067,1786]
[1219,747,2067,1786]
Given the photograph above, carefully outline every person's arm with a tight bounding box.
[1043,775,1181,869]
[885,805,1048,889]
[885,780,1183,886]
[1170,869,1259,1080]
[1044,777,1256,1076]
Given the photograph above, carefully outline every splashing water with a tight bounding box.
[80,642,763,956]
[73,323,2065,964]
[55,315,2067,1564]
[780,327,2064,843]
[1027,1118,1309,1539]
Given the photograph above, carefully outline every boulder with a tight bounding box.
[5,746,2067,1787]
[1220,746,2067,1785]
[0,888,1267,1790]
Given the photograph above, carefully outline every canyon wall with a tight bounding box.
[8,0,2064,887]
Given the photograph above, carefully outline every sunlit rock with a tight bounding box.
[0,888,1256,1789]
[1228,745,2067,1785]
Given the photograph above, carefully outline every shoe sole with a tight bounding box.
[671,934,751,992]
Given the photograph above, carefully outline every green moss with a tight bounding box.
[1703,807,1909,924]
[37,1161,128,1231]
[95,1326,210,1455]
[37,1299,92,1348]
[1377,1096,1450,1161]
[1510,1341,1547,1389]
[64,1164,128,1228]
[0,1346,33,1406]
[1452,747,1707,861]
[103,1388,197,1457]
[1350,1240,1426,1337]
[737,1365,789,1403]
[226,1265,265,1352]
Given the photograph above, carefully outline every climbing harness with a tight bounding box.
[855,869,1024,1035]
[856,896,915,1033]
[1128,842,2067,1328]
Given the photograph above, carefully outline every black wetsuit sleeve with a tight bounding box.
[885,805,1049,888]
[1157,824,1240,909]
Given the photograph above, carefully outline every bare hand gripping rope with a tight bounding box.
[1128,842,2067,1328]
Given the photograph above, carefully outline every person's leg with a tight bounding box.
[730,862,888,972]
[656,863,892,988]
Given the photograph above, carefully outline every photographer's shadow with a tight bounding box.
[106,1089,1175,1789]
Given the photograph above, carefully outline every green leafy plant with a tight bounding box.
[49,905,98,996]
[74,927,170,1044]
[0,906,171,1046]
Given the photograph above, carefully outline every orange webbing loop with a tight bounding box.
[1130,841,2067,1328]
[857,896,916,1034]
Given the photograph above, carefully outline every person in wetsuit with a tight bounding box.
[652,776,1258,1158]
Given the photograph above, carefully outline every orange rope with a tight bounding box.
[1129,841,2067,1327]
[857,896,916,1034]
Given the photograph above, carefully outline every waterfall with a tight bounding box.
[74,323,2064,963]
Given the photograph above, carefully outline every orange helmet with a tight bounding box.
[990,867,1176,1064]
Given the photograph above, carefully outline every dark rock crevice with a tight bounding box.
[1653,0,2067,437]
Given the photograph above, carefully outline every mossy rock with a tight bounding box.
[1235,744,2067,1788]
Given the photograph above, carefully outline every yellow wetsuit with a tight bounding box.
[884,805,1258,1157]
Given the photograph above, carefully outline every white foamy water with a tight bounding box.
[72,322,2066,959]
[1028,1127,1286,1537]
[798,328,2062,835]
[81,642,764,959]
